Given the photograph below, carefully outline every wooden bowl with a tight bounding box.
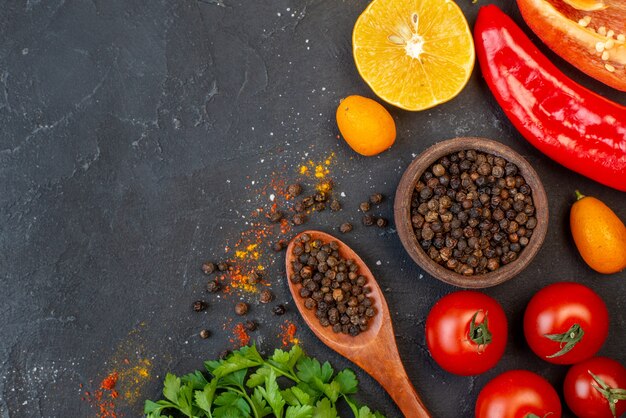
[394,137,548,288]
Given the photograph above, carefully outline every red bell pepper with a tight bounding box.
[474,5,626,192]
[517,0,626,92]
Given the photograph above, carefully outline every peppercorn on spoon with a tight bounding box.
[286,230,431,418]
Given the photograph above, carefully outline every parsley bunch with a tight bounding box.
[144,345,386,418]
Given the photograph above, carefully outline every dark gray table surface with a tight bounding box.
[1,1,624,417]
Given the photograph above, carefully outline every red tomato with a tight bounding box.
[475,370,562,418]
[564,357,626,418]
[425,291,507,376]
[523,282,608,365]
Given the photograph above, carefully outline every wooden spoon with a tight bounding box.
[285,230,431,418]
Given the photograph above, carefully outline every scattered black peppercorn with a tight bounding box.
[287,183,303,197]
[244,320,257,331]
[272,305,286,316]
[218,350,230,360]
[199,329,210,339]
[202,262,216,275]
[268,210,283,223]
[217,262,229,272]
[411,149,535,276]
[362,214,375,226]
[376,217,388,228]
[207,280,221,293]
[272,240,287,252]
[259,289,273,304]
[339,222,353,233]
[193,300,207,312]
[359,202,371,212]
[369,193,384,205]
[235,302,249,316]
[292,213,306,225]
[330,199,341,211]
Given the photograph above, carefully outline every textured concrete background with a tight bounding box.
[0,0,624,417]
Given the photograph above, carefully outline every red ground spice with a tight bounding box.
[101,372,118,391]
[83,372,120,418]
[279,321,299,347]
[230,323,250,347]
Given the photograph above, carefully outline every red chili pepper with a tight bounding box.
[474,5,626,192]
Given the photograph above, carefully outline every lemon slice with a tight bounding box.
[353,0,475,111]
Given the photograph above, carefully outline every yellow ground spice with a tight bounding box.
[297,152,335,179]
[118,358,153,404]
[235,243,260,260]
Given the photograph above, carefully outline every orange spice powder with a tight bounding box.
[84,372,120,418]
[298,152,335,179]
[279,321,299,347]
[230,323,250,347]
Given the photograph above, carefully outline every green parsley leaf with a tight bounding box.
[296,358,322,384]
[334,369,358,395]
[287,345,305,369]
[182,370,209,390]
[213,391,251,417]
[163,373,181,404]
[321,381,341,403]
[312,398,338,418]
[281,388,299,407]
[247,366,271,388]
[213,406,246,418]
[239,345,264,362]
[221,369,248,388]
[251,388,273,417]
[320,362,334,383]
[195,378,218,413]
[357,406,378,418]
[343,394,359,416]
[282,386,312,407]
[285,404,315,418]
[271,349,290,365]
[205,359,223,374]
[268,349,293,375]
[212,354,260,379]
[176,383,194,416]
[295,382,322,401]
[344,395,386,418]
[256,369,286,417]
[144,399,175,414]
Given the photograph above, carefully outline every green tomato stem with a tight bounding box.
[574,190,586,201]
[589,371,626,418]
[544,323,584,358]
[469,310,492,349]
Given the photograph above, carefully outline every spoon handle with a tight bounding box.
[385,369,430,418]
[367,353,430,418]
[357,346,431,418]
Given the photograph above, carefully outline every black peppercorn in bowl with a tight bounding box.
[394,137,548,288]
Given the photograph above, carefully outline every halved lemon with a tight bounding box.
[353,0,475,111]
